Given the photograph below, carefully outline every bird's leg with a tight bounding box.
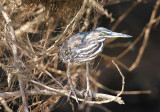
[67,63,79,104]
[85,62,92,99]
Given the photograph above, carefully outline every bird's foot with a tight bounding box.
[82,89,93,101]
[68,86,79,104]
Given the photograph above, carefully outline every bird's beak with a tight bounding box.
[101,32,132,38]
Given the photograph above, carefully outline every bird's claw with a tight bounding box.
[68,86,79,104]
[82,89,93,100]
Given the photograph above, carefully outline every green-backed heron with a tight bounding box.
[59,27,132,103]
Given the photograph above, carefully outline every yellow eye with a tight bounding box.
[101,31,111,35]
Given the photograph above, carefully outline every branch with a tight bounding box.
[91,0,114,22]
[111,1,140,31]
[112,60,125,102]
[129,0,160,71]
[0,3,29,112]
[90,73,151,95]
[110,15,160,71]
[0,88,124,105]
[42,0,88,55]
[15,9,48,37]
[29,80,124,104]
[0,97,13,112]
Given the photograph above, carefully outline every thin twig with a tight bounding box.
[18,76,29,112]
[91,0,114,22]
[129,0,160,71]
[0,97,13,112]
[15,9,47,37]
[111,1,140,31]
[112,60,125,103]
[43,0,88,55]
[80,4,92,32]
[114,5,160,71]
[90,74,151,95]
[0,3,29,112]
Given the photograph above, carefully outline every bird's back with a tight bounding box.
[59,32,104,64]
[59,32,89,63]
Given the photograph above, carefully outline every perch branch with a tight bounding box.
[0,87,124,105]
[29,80,124,104]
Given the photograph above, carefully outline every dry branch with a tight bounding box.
[0,0,158,111]
[0,3,29,112]
[0,82,124,105]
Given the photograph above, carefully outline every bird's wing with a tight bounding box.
[66,32,88,49]
[59,32,88,62]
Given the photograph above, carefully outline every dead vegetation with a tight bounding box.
[0,0,159,111]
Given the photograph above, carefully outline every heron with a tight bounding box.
[59,27,132,103]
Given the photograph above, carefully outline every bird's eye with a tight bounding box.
[101,31,111,35]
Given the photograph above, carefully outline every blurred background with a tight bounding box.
[0,0,160,112]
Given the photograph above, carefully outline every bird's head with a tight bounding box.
[94,27,132,39]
